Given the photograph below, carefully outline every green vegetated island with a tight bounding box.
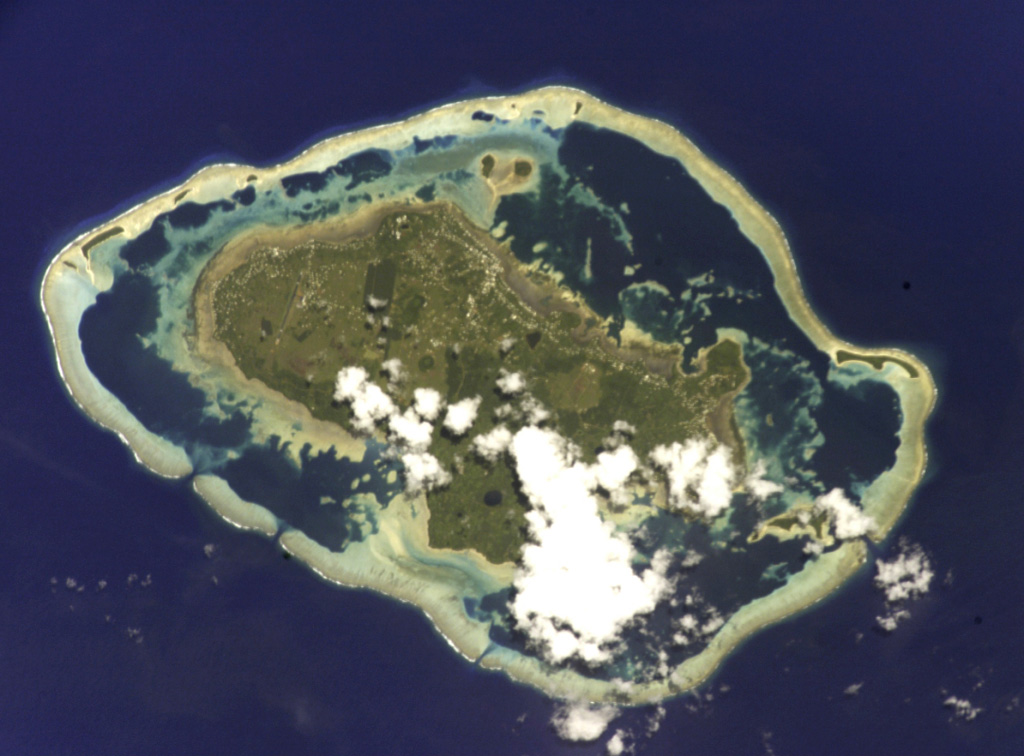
[206,206,747,565]
[42,87,935,705]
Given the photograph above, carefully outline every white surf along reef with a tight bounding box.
[41,87,934,705]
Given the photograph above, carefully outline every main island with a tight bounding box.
[41,88,934,704]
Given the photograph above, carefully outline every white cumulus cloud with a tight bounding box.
[412,387,444,421]
[873,539,934,631]
[496,368,527,397]
[606,730,627,755]
[443,395,482,436]
[592,445,639,505]
[400,451,451,495]
[381,357,404,385]
[875,540,934,603]
[388,407,433,453]
[471,424,513,463]
[333,365,369,402]
[649,439,737,519]
[333,366,396,434]
[509,426,672,664]
[813,488,875,539]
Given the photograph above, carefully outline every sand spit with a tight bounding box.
[41,86,934,705]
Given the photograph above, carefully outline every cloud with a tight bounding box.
[649,439,737,519]
[680,551,704,568]
[875,609,909,632]
[331,362,792,675]
[519,393,550,425]
[551,700,620,742]
[603,703,664,755]
[813,488,875,539]
[873,539,933,631]
[509,426,671,664]
[333,366,450,493]
[412,387,444,421]
[400,451,451,495]
[803,539,824,557]
[496,368,527,397]
[602,420,637,450]
[381,357,404,385]
[874,540,934,602]
[645,704,666,735]
[592,445,639,505]
[593,446,639,492]
[333,367,396,434]
[442,395,482,436]
[744,459,783,501]
[671,596,723,647]
[490,392,551,425]
[333,365,370,402]
[606,730,627,755]
[944,695,982,721]
[698,445,736,516]
[388,407,433,453]
[471,424,513,463]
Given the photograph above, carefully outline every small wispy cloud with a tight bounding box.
[874,539,934,631]
[550,700,620,742]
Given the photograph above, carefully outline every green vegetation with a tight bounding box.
[81,226,124,257]
[480,154,495,178]
[835,349,918,378]
[210,205,748,563]
[751,507,830,542]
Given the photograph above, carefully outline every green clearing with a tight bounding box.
[211,205,748,564]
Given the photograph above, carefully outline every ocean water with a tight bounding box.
[2,1,1023,754]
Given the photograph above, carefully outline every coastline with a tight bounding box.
[40,86,935,705]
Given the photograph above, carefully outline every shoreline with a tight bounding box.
[40,85,935,705]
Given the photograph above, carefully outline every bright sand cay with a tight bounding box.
[41,87,934,704]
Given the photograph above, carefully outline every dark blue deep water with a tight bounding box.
[2,2,1023,754]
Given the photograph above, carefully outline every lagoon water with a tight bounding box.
[3,2,1023,754]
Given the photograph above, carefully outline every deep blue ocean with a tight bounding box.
[2,2,1023,754]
